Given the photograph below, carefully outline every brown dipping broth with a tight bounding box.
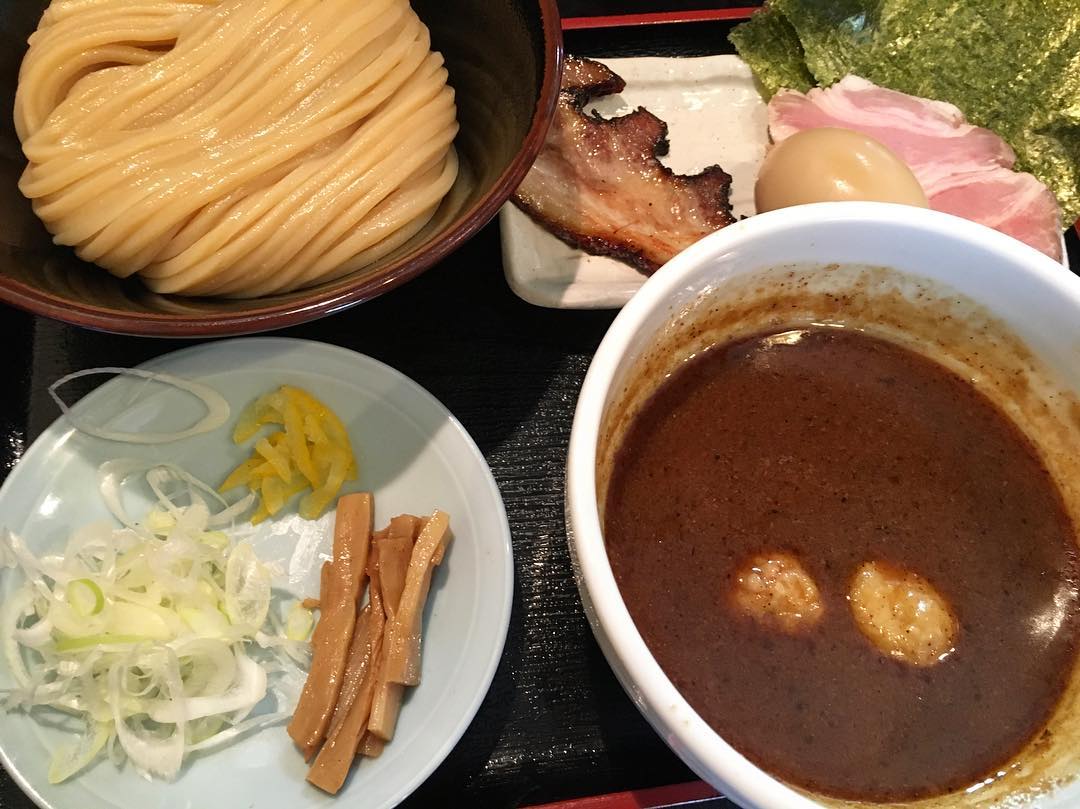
[603,326,1080,802]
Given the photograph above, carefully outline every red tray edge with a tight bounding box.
[524,780,721,809]
[561,7,759,29]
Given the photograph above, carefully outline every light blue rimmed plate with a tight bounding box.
[0,337,513,809]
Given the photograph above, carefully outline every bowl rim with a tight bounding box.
[0,0,564,337]
[565,202,1080,809]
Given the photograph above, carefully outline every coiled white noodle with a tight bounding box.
[14,0,459,297]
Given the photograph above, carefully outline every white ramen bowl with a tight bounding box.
[565,202,1080,809]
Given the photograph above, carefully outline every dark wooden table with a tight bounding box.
[3,4,1080,808]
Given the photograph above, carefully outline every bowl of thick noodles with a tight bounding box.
[0,0,561,335]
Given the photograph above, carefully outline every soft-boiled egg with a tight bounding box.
[755,127,929,213]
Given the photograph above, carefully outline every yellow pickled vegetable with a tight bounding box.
[255,435,292,482]
[221,386,356,523]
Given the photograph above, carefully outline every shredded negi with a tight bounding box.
[0,463,310,783]
[49,367,231,445]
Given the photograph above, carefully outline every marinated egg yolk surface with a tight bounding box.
[755,127,929,213]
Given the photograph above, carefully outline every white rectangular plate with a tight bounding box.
[500,54,767,309]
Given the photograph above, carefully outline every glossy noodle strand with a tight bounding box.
[14,0,459,297]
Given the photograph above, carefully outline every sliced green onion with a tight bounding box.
[66,578,104,617]
[178,606,230,639]
[199,530,229,550]
[49,367,230,445]
[106,603,171,640]
[224,543,270,630]
[144,509,175,535]
[48,720,111,784]
[0,459,309,783]
[285,603,314,641]
[54,633,150,652]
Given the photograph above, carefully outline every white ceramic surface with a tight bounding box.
[0,338,513,809]
[565,203,1080,809]
[501,54,768,309]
